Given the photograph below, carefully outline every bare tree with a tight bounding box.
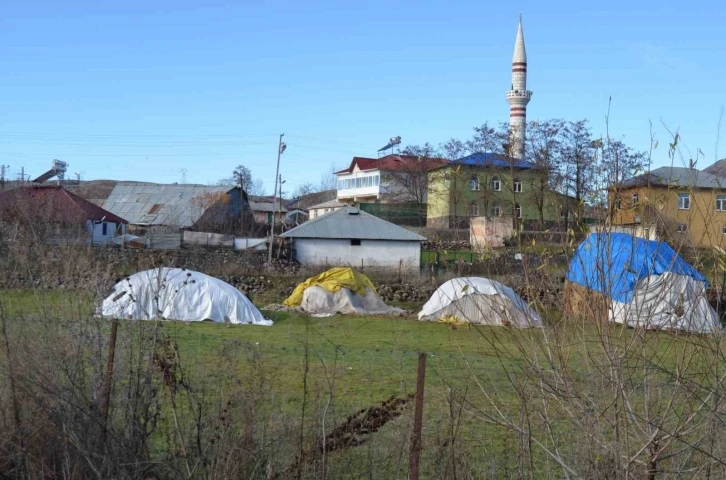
[318,163,340,192]
[292,183,317,199]
[217,165,266,196]
[379,144,444,226]
[247,177,266,196]
[526,119,566,227]
[561,119,596,225]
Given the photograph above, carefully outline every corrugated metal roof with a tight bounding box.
[280,206,426,241]
[102,183,235,227]
[621,167,726,189]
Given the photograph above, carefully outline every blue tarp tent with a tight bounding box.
[566,233,708,303]
[566,233,718,332]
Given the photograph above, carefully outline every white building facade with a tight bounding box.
[87,219,126,245]
[293,238,421,270]
[280,206,426,271]
[336,165,383,202]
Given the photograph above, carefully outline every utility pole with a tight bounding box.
[0,165,8,190]
[268,134,286,263]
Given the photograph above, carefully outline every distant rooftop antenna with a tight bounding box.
[377,136,401,157]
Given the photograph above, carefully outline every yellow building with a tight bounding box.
[610,166,726,248]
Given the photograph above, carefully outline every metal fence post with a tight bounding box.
[102,318,119,438]
[409,352,427,480]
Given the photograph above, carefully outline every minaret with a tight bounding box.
[506,15,531,159]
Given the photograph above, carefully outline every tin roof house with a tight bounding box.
[280,206,426,271]
[0,185,127,245]
[102,183,250,234]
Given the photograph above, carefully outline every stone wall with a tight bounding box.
[421,240,471,251]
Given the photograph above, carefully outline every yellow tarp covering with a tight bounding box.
[283,267,378,307]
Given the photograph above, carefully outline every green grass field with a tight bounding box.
[0,288,538,476]
[2,288,724,477]
[0,289,527,408]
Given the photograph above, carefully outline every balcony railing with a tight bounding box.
[506,90,532,99]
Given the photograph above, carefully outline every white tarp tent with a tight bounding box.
[300,286,404,316]
[100,268,272,326]
[610,272,718,331]
[418,277,541,328]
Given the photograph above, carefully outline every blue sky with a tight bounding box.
[1,0,724,193]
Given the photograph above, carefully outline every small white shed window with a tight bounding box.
[102,222,108,236]
[350,239,361,246]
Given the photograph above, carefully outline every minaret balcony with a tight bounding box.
[506,90,532,99]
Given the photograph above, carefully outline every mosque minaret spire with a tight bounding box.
[506,15,532,159]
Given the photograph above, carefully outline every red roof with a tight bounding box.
[0,185,127,224]
[335,154,449,175]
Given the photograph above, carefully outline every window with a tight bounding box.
[722,226,726,235]
[468,202,479,217]
[515,204,522,218]
[491,205,501,217]
[677,224,688,233]
[350,239,361,246]
[632,193,639,206]
[513,179,522,193]
[444,173,450,188]
[469,176,480,191]
[717,196,726,211]
[374,175,380,186]
[560,209,568,219]
[102,222,108,236]
[491,176,501,191]
[678,193,690,210]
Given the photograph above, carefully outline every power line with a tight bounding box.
[0,151,275,157]
[0,131,277,139]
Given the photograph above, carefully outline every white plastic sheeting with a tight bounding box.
[610,272,718,332]
[299,286,404,315]
[418,277,541,328]
[100,268,272,326]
